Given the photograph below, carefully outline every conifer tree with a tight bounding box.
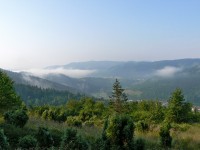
[110,79,128,113]
[166,88,191,123]
[0,71,22,113]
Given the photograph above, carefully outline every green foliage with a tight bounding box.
[159,122,172,148]
[149,101,165,123]
[30,98,106,126]
[103,115,134,150]
[36,127,54,148]
[84,121,94,127]
[166,88,192,123]
[130,100,165,123]
[30,105,68,122]
[4,109,29,128]
[79,98,106,123]
[136,121,149,132]
[60,128,88,150]
[79,98,95,122]
[0,123,35,148]
[66,116,82,127]
[110,79,128,113]
[171,123,191,132]
[50,129,63,147]
[15,84,82,106]
[135,138,145,150]
[0,71,22,113]
[18,135,37,149]
[0,129,9,149]
[65,99,83,116]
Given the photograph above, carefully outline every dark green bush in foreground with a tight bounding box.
[60,128,88,150]
[102,115,135,150]
[36,127,54,148]
[159,122,172,148]
[18,135,37,149]
[4,109,29,128]
[0,129,9,149]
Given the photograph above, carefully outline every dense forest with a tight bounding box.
[1,70,200,149]
[14,84,83,106]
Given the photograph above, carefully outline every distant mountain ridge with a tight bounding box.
[46,61,123,70]
[46,58,200,79]
[43,58,200,105]
[2,58,200,105]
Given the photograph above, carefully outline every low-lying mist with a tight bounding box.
[20,68,96,78]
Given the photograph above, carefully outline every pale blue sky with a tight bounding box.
[0,0,200,70]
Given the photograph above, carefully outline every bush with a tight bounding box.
[0,129,9,149]
[0,123,35,148]
[84,121,94,127]
[135,138,145,150]
[51,129,62,147]
[60,128,88,150]
[171,123,191,132]
[36,127,54,148]
[4,109,29,128]
[91,138,104,150]
[66,116,82,127]
[136,120,149,132]
[103,115,135,150]
[18,135,37,149]
[159,122,172,148]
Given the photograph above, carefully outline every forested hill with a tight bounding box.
[14,84,83,106]
[0,69,84,106]
[4,69,76,92]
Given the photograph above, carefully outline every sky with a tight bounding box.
[0,0,200,70]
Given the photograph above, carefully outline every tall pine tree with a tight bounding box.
[110,79,128,113]
[0,71,22,113]
[166,88,191,123]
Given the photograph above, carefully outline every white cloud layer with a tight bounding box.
[20,68,96,78]
[155,66,182,77]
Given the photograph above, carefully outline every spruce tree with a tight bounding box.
[0,71,22,113]
[166,88,191,123]
[110,79,128,113]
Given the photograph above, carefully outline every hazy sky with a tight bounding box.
[0,0,200,70]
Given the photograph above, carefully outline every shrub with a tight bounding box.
[136,120,149,132]
[171,123,191,132]
[159,122,172,148]
[84,121,94,127]
[91,138,104,150]
[66,116,82,127]
[51,129,62,147]
[135,138,145,150]
[0,123,35,148]
[60,128,88,150]
[18,135,37,149]
[4,109,29,128]
[103,115,135,150]
[36,127,54,148]
[0,129,9,149]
